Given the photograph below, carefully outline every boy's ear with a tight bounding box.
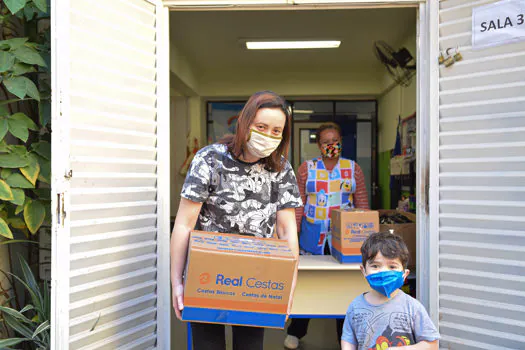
[403,269,410,280]
[360,264,367,277]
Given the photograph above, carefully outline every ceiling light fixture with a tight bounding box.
[246,40,341,50]
[293,109,315,114]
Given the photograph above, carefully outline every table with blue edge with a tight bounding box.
[186,255,367,349]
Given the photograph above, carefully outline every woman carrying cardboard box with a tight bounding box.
[284,122,370,349]
[171,91,303,350]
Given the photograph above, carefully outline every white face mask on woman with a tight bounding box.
[246,129,282,159]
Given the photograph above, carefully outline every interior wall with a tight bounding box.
[188,96,206,145]
[377,25,417,209]
[199,70,382,97]
[170,41,199,96]
[170,96,188,217]
[378,28,417,153]
[378,82,416,153]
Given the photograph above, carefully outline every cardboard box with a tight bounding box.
[331,209,380,263]
[378,210,416,269]
[182,231,297,328]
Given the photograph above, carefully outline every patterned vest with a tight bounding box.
[300,157,356,254]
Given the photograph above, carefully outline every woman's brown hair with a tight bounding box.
[219,91,291,172]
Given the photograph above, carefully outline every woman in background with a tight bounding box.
[284,122,369,349]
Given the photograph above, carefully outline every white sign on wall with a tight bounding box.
[472,0,525,49]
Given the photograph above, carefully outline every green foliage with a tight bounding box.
[0,256,50,349]
[1,2,51,347]
[0,0,50,243]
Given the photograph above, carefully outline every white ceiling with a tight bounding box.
[169,8,417,77]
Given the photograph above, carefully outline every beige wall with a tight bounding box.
[169,95,207,218]
[377,27,417,153]
[378,82,416,153]
[170,96,188,217]
[187,97,206,145]
[199,70,382,97]
[170,42,199,96]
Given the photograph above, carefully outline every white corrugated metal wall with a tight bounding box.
[51,0,170,348]
[437,0,525,349]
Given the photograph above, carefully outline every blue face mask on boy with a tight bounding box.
[365,270,405,298]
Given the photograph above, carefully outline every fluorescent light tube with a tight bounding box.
[293,109,314,114]
[246,41,341,50]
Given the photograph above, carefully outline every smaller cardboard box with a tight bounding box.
[378,210,416,269]
[182,231,297,328]
[331,209,380,263]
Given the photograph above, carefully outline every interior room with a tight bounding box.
[168,7,418,349]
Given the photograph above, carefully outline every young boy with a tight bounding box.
[341,232,439,350]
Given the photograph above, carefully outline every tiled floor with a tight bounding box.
[264,319,340,350]
[172,313,341,349]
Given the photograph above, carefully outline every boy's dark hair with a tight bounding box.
[361,232,410,269]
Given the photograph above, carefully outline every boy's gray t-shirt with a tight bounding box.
[342,291,439,349]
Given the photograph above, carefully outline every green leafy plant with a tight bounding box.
[1,1,51,346]
[0,255,50,350]
[0,0,51,240]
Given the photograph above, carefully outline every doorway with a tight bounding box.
[169,6,419,349]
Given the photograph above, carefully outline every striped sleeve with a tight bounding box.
[294,162,308,233]
[353,162,369,209]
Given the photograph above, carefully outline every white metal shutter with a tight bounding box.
[436,0,525,349]
[50,0,170,349]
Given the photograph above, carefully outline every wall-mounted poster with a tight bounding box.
[207,102,245,144]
